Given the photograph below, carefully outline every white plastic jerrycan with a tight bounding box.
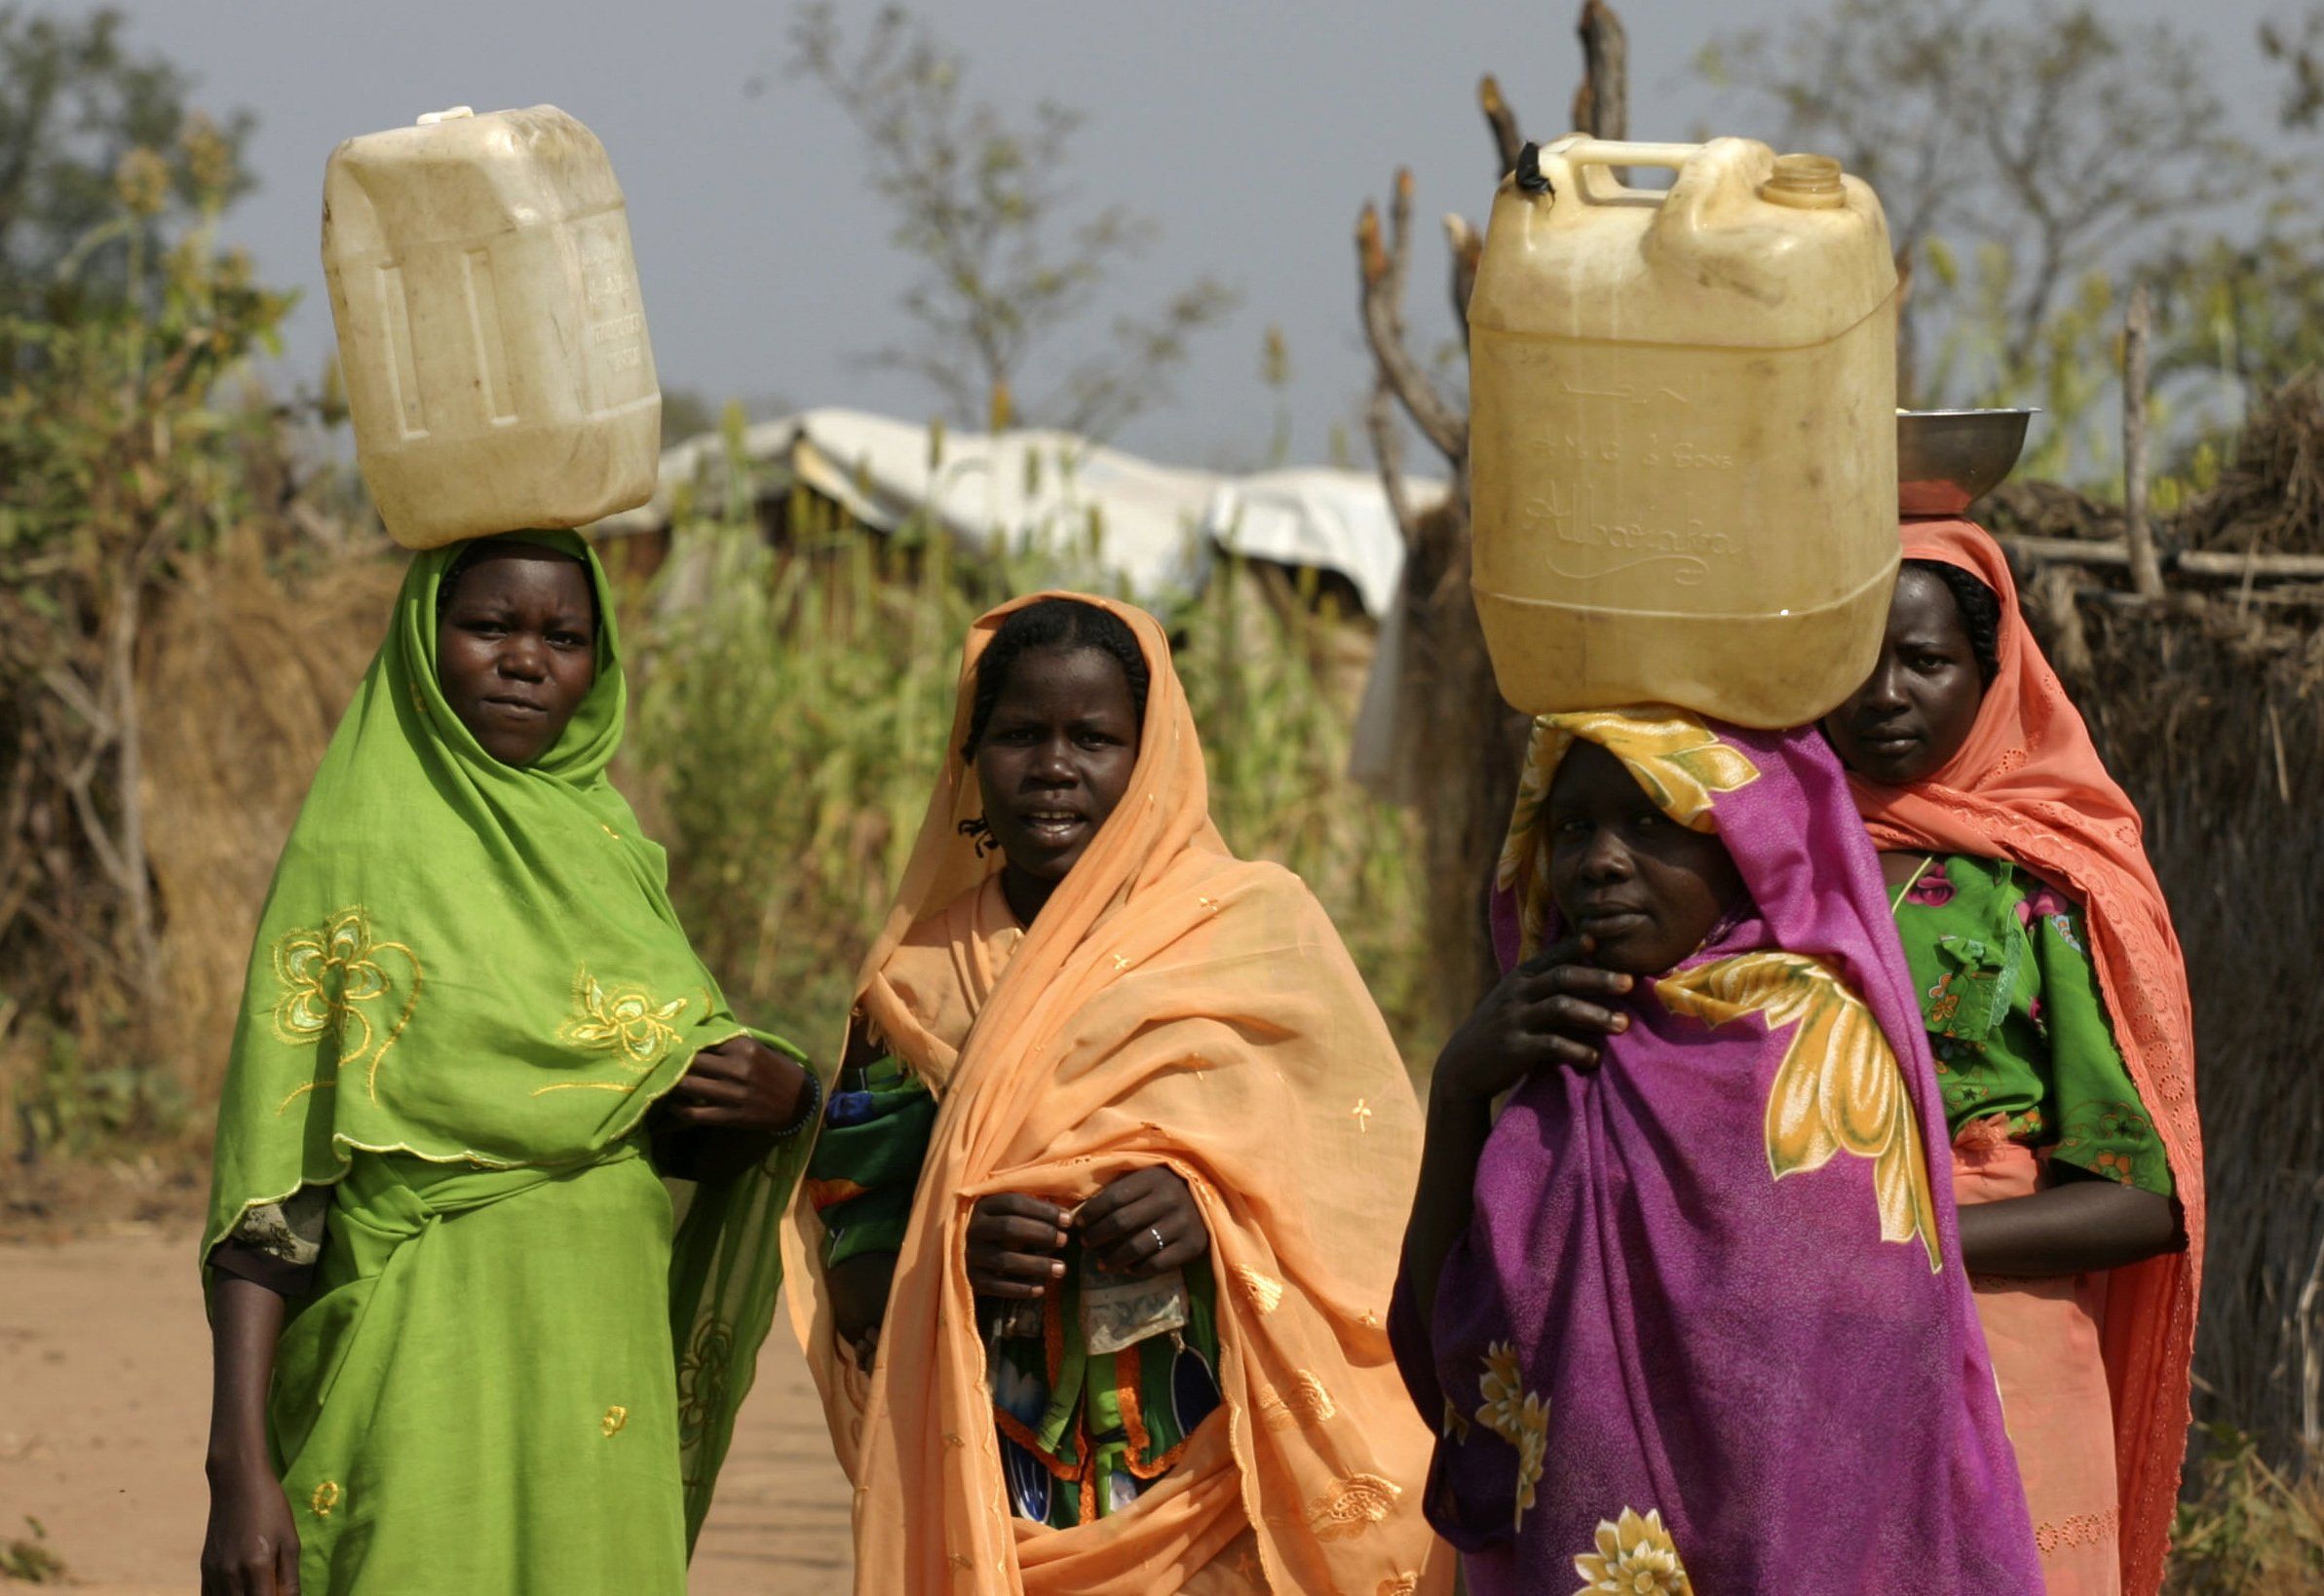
[323,105,660,550]
[1467,135,1899,727]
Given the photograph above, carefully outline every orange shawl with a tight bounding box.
[1852,519,2203,1594]
[781,592,1446,1595]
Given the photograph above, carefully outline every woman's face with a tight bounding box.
[973,644,1141,890]
[436,547,597,767]
[1821,567,1986,786]
[1546,741,1744,975]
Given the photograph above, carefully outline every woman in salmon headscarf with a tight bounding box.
[781,593,1447,1595]
[1822,518,2201,1595]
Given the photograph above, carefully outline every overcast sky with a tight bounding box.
[41,0,2303,469]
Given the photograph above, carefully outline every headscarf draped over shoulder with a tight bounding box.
[1400,708,2041,1594]
[1856,519,2203,1594]
[203,531,811,1539]
[782,592,1445,1595]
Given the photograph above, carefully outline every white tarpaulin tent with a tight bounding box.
[596,406,1439,618]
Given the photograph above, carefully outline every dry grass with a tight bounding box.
[2024,586,2324,1477]
[136,534,400,1103]
[2168,1428,2324,1591]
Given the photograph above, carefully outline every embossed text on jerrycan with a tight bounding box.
[1467,135,1899,726]
[323,105,660,550]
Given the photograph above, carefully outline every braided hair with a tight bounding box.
[962,598,1151,760]
[1905,557,2001,686]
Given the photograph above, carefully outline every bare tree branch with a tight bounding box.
[786,4,1234,437]
[1367,375,1418,545]
[2122,283,2163,598]
[1478,74,1524,176]
[1354,187,1467,464]
[1578,0,1628,140]
[1445,212,1483,340]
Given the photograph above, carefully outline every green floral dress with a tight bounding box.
[1890,854,2172,1195]
[805,1054,1225,1528]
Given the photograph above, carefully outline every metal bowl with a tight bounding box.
[1897,408,2036,515]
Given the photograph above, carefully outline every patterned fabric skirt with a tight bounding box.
[269,1144,688,1594]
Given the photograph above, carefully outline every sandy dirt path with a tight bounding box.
[0,1226,853,1593]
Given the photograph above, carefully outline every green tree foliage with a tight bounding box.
[0,12,287,1107]
[1698,0,2274,483]
[779,3,1236,439]
[0,6,254,316]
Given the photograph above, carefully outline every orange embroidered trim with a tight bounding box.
[1307,1472,1400,1541]
[1256,1371,1337,1429]
[991,1406,1085,1482]
[2034,1506,2118,1553]
[1113,1347,1198,1480]
[1238,1266,1285,1314]
[802,1176,867,1211]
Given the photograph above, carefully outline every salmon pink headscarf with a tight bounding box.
[1851,519,2203,1595]
[781,592,1447,1595]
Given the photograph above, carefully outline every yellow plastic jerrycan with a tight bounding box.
[323,105,660,550]
[1467,135,1899,727]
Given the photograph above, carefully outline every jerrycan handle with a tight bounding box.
[1548,137,1700,204]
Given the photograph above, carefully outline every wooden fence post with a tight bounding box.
[2123,284,2164,598]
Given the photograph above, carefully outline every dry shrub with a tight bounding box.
[2025,589,2324,1471]
[2178,375,2324,556]
[2168,1428,2324,1591]
[1983,477,2125,544]
[137,534,400,1104]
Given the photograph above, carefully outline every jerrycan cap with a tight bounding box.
[1759,152,1847,209]
[415,106,476,126]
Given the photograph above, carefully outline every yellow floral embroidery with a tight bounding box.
[1238,1266,1285,1315]
[560,970,688,1066]
[541,969,689,1095]
[1474,1341,1550,1531]
[1307,1472,1401,1541]
[270,906,421,1106]
[1379,1577,1420,1596]
[1352,1097,1373,1132]
[1442,1397,1472,1443]
[1257,1372,1338,1429]
[1496,710,1761,959]
[309,1480,341,1517]
[1657,951,1942,1271]
[1572,1507,1693,1594]
[601,1404,628,1437]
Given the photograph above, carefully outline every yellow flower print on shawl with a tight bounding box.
[541,969,693,1095]
[1657,952,1942,1271]
[1497,710,1762,961]
[1572,1507,1693,1595]
[269,906,421,1105]
[1473,1341,1549,1533]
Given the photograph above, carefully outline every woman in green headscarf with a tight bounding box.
[198,534,821,1596]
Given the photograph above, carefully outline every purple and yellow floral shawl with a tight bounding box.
[1390,710,2039,1595]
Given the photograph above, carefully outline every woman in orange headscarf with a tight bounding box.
[1822,520,2202,1595]
[781,593,1446,1595]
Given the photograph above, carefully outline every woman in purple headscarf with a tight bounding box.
[1391,709,2040,1594]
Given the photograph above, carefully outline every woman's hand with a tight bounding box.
[201,1453,299,1595]
[655,1036,815,1181]
[1077,1166,1210,1277]
[1431,934,1633,1107]
[666,1035,812,1136]
[966,1194,1070,1299]
[204,1274,295,1593]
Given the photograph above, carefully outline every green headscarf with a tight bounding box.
[204,530,814,1539]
